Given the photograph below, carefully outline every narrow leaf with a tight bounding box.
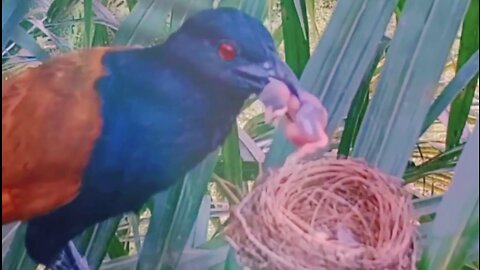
[395,0,407,21]
[2,0,33,50]
[281,0,310,77]
[351,0,471,176]
[224,248,242,270]
[126,0,138,11]
[169,0,214,32]
[2,223,19,261]
[272,24,284,48]
[107,234,129,259]
[291,0,308,39]
[221,125,246,193]
[239,0,268,19]
[217,0,241,9]
[2,224,37,270]
[403,143,464,183]
[83,218,123,269]
[447,0,479,149]
[9,26,49,61]
[421,51,479,135]
[419,123,479,270]
[46,0,80,21]
[305,0,319,41]
[113,0,174,46]
[176,247,229,270]
[214,160,259,181]
[92,24,110,46]
[127,214,142,252]
[84,0,93,47]
[197,235,228,250]
[338,36,389,157]
[413,195,443,217]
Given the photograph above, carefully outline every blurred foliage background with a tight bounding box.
[2,0,479,269]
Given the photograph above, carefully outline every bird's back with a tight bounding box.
[2,48,110,224]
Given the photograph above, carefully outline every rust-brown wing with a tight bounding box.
[2,48,114,224]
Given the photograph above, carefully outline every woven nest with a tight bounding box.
[225,157,419,270]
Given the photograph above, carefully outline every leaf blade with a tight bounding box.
[421,51,479,135]
[419,124,479,270]
[2,0,34,50]
[351,0,471,176]
[338,36,389,157]
[8,26,49,61]
[281,0,310,77]
[446,0,479,149]
[112,0,173,46]
[221,125,245,194]
[84,0,93,47]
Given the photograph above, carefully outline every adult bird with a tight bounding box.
[2,7,328,270]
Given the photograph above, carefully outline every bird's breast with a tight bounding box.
[82,51,246,200]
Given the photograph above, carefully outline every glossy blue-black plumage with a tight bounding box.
[25,8,278,267]
[26,45,246,265]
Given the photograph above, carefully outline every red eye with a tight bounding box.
[218,42,236,61]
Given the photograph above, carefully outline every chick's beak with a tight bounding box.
[258,57,301,124]
[258,77,294,124]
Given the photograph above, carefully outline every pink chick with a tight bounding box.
[260,78,330,157]
[281,89,329,160]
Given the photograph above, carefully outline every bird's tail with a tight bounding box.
[48,241,90,270]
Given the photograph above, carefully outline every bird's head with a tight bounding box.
[164,8,302,119]
[163,7,328,149]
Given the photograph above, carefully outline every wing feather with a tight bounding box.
[2,48,114,224]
